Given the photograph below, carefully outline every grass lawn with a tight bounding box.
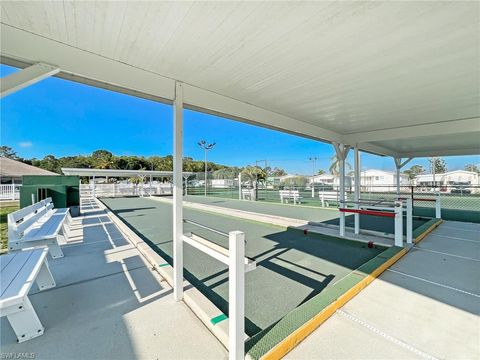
[1,205,18,254]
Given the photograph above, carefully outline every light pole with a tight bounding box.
[198,140,216,196]
[309,157,317,197]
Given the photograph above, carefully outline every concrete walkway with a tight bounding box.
[286,220,479,359]
[1,198,227,360]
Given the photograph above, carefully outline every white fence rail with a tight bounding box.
[0,184,21,200]
[80,183,173,198]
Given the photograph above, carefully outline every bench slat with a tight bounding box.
[23,214,65,241]
[0,248,48,302]
[8,201,46,223]
[0,253,16,272]
[15,207,49,236]
[0,251,35,297]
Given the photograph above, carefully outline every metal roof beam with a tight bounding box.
[343,118,480,143]
[398,147,480,158]
[1,62,59,98]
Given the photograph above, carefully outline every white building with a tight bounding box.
[309,174,353,189]
[359,169,409,192]
[414,170,479,190]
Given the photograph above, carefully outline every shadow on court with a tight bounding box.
[101,197,384,336]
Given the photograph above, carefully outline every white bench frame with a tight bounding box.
[8,198,71,259]
[241,188,255,201]
[0,247,56,343]
[318,191,339,207]
[279,190,302,204]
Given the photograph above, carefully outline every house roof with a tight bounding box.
[0,157,56,177]
[1,2,479,158]
[416,170,478,180]
[61,168,193,178]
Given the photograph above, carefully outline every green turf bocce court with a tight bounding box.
[100,196,437,359]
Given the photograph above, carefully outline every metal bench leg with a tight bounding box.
[61,221,71,239]
[35,259,56,290]
[48,239,64,259]
[7,297,44,343]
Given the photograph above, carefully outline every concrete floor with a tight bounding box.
[286,220,480,360]
[2,197,477,360]
[0,198,227,360]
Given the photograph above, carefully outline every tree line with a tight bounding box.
[1,146,477,181]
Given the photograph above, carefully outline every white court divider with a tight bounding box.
[435,192,442,219]
[182,219,256,360]
[339,199,406,247]
[393,201,403,247]
[405,198,413,244]
[398,193,441,219]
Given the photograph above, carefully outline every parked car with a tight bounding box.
[450,182,472,194]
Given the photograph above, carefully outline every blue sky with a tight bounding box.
[1,64,478,174]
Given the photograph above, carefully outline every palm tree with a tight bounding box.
[213,168,236,179]
[329,155,351,176]
[241,166,266,200]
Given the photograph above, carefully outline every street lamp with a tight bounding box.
[309,157,318,197]
[198,140,216,196]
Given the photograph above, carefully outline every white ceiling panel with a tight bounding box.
[1,1,479,157]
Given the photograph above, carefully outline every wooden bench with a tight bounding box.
[318,191,339,207]
[241,188,255,201]
[8,198,70,259]
[279,190,302,204]
[0,248,56,342]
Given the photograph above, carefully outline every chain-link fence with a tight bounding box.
[185,176,480,222]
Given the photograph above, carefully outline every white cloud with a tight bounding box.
[18,141,33,148]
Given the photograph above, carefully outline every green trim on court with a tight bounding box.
[158,263,170,267]
[210,314,228,325]
[245,246,405,360]
[413,218,443,243]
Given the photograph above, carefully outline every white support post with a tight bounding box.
[31,193,35,205]
[92,176,96,198]
[229,230,245,360]
[435,192,441,219]
[173,82,184,301]
[339,160,346,237]
[11,179,15,200]
[394,200,403,247]
[354,147,361,235]
[238,172,242,200]
[333,143,350,237]
[1,63,60,98]
[405,198,413,244]
[394,157,412,195]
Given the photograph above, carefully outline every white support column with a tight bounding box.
[394,157,412,195]
[238,172,242,200]
[354,146,361,234]
[394,200,403,247]
[1,63,60,98]
[173,82,184,301]
[11,179,15,200]
[229,230,245,360]
[333,143,350,237]
[435,192,442,219]
[92,176,96,198]
[405,198,413,244]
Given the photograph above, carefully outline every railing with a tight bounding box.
[80,183,173,198]
[187,183,480,221]
[182,219,256,360]
[0,184,21,200]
